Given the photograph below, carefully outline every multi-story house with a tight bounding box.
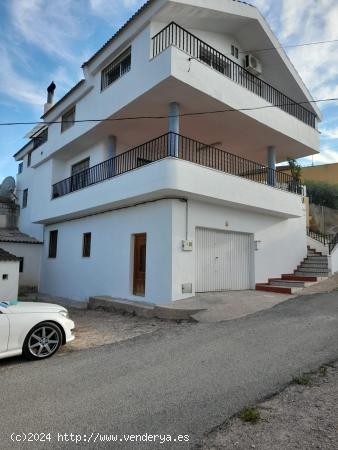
[14,0,325,304]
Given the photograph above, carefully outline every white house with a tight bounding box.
[0,180,42,292]
[14,0,323,304]
[0,248,19,302]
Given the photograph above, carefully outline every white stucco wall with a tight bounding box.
[0,261,19,301]
[329,246,338,274]
[31,158,304,224]
[0,243,42,287]
[171,199,307,300]
[39,200,173,304]
[39,197,307,305]
[16,159,44,241]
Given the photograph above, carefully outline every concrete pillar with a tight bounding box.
[267,145,276,186]
[168,102,180,157]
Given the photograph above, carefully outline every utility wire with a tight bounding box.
[0,96,335,127]
[240,38,338,54]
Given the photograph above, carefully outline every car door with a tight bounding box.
[0,310,9,353]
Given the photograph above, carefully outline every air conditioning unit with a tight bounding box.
[245,54,262,76]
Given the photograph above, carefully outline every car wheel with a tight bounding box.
[23,322,62,360]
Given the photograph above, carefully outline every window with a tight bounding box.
[231,45,239,59]
[27,152,32,167]
[49,230,58,258]
[18,257,24,273]
[71,158,90,191]
[33,128,48,150]
[18,162,23,174]
[2,274,8,280]
[199,45,231,76]
[61,106,76,133]
[71,158,90,176]
[82,232,91,257]
[22,189,28,208]
[101,47,131,90]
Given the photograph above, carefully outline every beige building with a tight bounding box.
[280,162,338,185]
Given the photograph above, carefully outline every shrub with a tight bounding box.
[305,180,338,209]
[240,406,261,423]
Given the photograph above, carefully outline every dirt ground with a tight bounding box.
[202,362,338,450]
[60,308,181,353]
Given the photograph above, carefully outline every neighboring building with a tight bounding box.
[0,181,42,291]
[279,162,338,186]
[0,230,42,289]
[13,0,323,304]
[0,248,19,302]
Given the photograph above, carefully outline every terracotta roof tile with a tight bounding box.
[0,248,20,262]
[0,229,43,244]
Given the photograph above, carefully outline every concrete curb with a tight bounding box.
[89,296,206,321]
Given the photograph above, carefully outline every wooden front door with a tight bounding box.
[133,233,147,296]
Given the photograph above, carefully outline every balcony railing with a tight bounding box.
[152,22,316,128]
[307,229,338,254]
[52,132,302,199]
[307,229,332,246]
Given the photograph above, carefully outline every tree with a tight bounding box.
[305,180,338,209]
[287,158,302,182]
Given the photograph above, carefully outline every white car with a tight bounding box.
[0,301,75,361]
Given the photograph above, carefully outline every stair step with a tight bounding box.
[296,267,329,273]
[299,262,328,268]
[294,271,329,277]
[295,267,329,277]
[256,284,302,294]
[282,274,318,282]
[305,256,328,261]
[268,279,316,288]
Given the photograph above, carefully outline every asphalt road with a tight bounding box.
[1,291,338,450]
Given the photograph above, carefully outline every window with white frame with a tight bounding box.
[101,47,131,90]
[231,45,239,59]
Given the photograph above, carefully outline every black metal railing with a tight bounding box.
[307,229,332,246]
[152,22,316,128]
[329,233,338,254]
[52,132,302,199]
[307,229,338,255]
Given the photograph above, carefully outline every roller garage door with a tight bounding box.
[196,228,253,292]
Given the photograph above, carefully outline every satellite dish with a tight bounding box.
[0,177,16,199]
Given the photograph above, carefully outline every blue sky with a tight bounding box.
[1,0,338,181]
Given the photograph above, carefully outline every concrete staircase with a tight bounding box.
[256,246,329,294]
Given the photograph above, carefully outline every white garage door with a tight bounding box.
[196,228,253,292]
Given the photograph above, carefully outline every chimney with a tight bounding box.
[44,81,56,114]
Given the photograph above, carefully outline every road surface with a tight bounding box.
[1,291,338,449]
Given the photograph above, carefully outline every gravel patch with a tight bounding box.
[299,273,338,296]
[61,308,181,352]
[202,362,338,449]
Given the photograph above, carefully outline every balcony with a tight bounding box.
[152,22,316,128]
[52,132,301,199]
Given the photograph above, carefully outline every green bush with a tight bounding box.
[305,180,338,209]
[240,406,261,423]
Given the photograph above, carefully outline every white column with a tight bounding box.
[168,102,180,157]
[267,145,276,186]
